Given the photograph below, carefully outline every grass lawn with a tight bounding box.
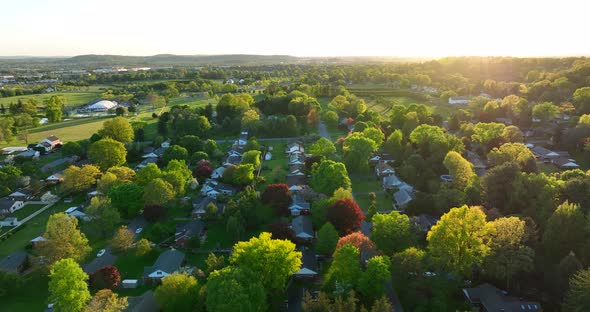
[114,248,161,280]
[0,117,109,147]
[0,91,101,107]
[350,174,382,193]
[355,192,393,212]
[10,204,46,220]
[185,252,209,270]
[0,271,49,312]
[201,222,234,250]
[0,197,86,258]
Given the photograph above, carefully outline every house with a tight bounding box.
[30,235,47,246]
[285,143,304,156]
[36,135,62,152]
[375,161,395,178]
[0,198,25,215]
[8,189,33,201]
[553,157,580,170]
[126,290,158,312]
[175,220,204,248]
[223,153,242,166]
[293,249,318,280]
[134,157,158,171]
[161,140,171,149]
[292,215,314,243]
[16,149,40,159]
[69,210,91,221]
[143,249,186,281]
[288,185,303,193]
[0,217,20,227]
[232,132,248,150]
[463,283,542,312]
[45,171,64,183]
[382,174,402,190]
[192,197,213,218]
[142,152,159,159]
[287,169,306,186]
[530,146,557,160]
[393,189,415,210]
[289,195,311,216]
[211,166,226,180]
[0,251,29,274]
[411,214,439,232]
[448,96,470,105]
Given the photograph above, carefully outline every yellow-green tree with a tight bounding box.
[427,205,490,277]
[111,226,134,252]
[84,289,128,312]
[88,138,127,170]
[206,267,266,312]
[98,116,134,144]
[62,164,101,194]
[443,151,475,189]
[36,213,91,265]
[49,258,91,312]
[155,273,199,312]
[230,232,301,292]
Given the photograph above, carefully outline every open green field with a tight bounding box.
[0,91,102,107]
[10,204,46,220]
[0,271,49,312]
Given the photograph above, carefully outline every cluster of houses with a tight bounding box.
[528,145,580,170]
[371,155,416,211]
[135,140,171,171]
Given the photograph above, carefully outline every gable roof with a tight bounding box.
[0,251,28,273]
[46,135,60,143]
[0,198,20,211]
[175,220,204,242]
[292,215,313,238]
[143,249,185,277]
[463,283,541,312]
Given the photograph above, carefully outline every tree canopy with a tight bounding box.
[310,160,351,196]
[206,267,266,312]
[98,117,134,144]
[88,138,127,170]
[48,258,91,312]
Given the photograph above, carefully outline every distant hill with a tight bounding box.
[0,54,434,69]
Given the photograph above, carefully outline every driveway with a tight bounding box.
[83,247,117,274]
[318,121,330,140]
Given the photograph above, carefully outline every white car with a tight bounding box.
[97,249,106,257]
[135,228,143,234]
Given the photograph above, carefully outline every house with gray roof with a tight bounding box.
[0,251,29,274]
[143,249,185,281]
[463,283,541,312]
[292,215,314,243]
[175,220,204,248]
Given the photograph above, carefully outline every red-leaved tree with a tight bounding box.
[194,163,213,179]
[327,198,365,234]
[143,204,166,222]
[267,221,295,241]
[336,232,377,256]
[261,183,292,216]
[90,265,121,290]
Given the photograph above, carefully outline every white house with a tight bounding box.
[448,96,470,105]
[0,198,25,215]
[142,249,185,281]
[36,135,62,152]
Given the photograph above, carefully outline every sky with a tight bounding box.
[2,0,589,57]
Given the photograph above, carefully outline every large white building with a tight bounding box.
[86,100,117,112]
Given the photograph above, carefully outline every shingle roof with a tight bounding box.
[143,250,185,277]
[0,251,28,273]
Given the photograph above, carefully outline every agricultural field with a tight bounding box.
[0,90,102,108]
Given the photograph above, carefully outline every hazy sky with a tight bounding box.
[3,0,589,57]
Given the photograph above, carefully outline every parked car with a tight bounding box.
[135,228,143,234]
[97,249,106,257]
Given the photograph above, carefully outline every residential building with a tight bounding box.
[463,283,541,312]
[8,189,33,201]
[411,214,439,232]
[192,197,213,218]
[45,171,64,183]
[36,135,62,152]
[175,220,204,248]
[375,161,395,178]
[0,251,29,274]
[287,169,306,186]
[0,217,20,227]
[393,189,415,210]
[293,249,318,280]
[448,96,470,105]
[292,215,314,243]
[0,198,25,215]
[142,249,186,281]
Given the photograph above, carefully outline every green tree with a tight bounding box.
[98,117,134,144]
[371,296,394,312]
[0,118,14,143]
[241,150,261,168]
[61,165,101,194]
[45,95,64,122]
[178,135,203,155]
[371,211,414,255]
[135,163,161,186]
[443,151,475,189]
[471,122,505,146]
[427,205,490,277]
[316,222,339,256]
[244,137,261,152]
[308,137,336,158]
[96,172,120,194]
[484,217,534,289]
[532,102,559,123]
[241,109,260,129]
[85,197,121,238]
[36,213,91,265]
[501,125,524,143]
[358,256,391,301]
[343,132,378,172]
[155,273,199,312]
[573,87,590,114]
[162,145,188,163]
[111,226,134,252]
[311,159,351,196]
[362,127,385,148]
[563,268,590,312]
[84,289,128,312]
[205,253,225,274]
[108,183,144,218]
[542,201,588,261]
[206,267,267,312]
[487,143,536,170]
[230,232,302,292]
[88,138,127,170]
[232,164,255,185]
[384,129,404,159]
[322,110,339,128]
[49,258,91,312]
[391,247,426,277]
[324,244,361,293]
[143,178,175,206]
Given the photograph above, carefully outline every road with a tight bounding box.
[215,137,298,143]
[318,121,330,139]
